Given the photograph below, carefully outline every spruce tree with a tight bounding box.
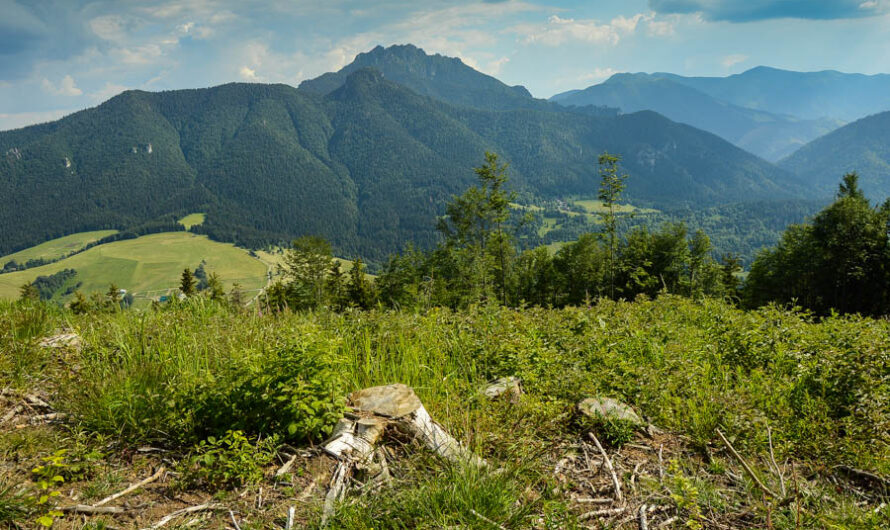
[180,268,197,297]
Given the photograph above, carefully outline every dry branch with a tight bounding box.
[588,432,622,503]
[767,427,786,497]
[143,502,222,529]
[470,509,508,530]
[715,429,778,499]
[94,466,165,507]
[275,453,297,477]
[638,504,649,530]
[60,504,126,514]
[578,506,627,520]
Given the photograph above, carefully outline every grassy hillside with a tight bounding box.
[0,230,117,266]
[177,212,206,230]
[0,232,268,301]
[0,297,887,528]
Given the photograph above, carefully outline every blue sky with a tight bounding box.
[1,0,889,130]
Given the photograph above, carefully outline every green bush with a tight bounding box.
[175,430,276,491]
[188,344,347,442]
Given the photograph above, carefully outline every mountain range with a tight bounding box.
[2,44,887,263]
[552,67,890,161]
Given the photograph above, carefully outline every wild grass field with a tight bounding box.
[177,213,207,230]
[0,296,887,528]
[0,231,119,266]
[0,232,268,302]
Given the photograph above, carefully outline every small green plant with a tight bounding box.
[30,450,68,528]
[594,417,637,447]
[665,460,704,529]
[0,475,31,526]
[175,430,276,491]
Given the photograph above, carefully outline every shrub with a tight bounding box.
[175,430,276,491]
[188,344,347,443]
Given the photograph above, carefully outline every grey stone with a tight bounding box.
[578,397,643,425]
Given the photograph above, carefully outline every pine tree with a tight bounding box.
[206,272,226,302]
[347,258,375,309]
[180,268,197,297]
[19,282,39,302]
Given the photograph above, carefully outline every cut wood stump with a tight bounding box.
[321,383,484,526]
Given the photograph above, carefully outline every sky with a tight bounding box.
[2,0,890,131]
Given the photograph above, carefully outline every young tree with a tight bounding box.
[19,281,39,302]
[437,152,516,305]
[281,236,334,309]
[205,272,226,302]
[346,258,375,309]
[326,261,346,310]
[229,282,245,308]
[106,283,122,310]
[597,153,629,299]
[180,268,197,297]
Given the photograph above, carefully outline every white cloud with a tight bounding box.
[646,19,676,36]
[579,67,621,84]
[485,56,510,75]
[721,53,748,68]
[859,1,879,9]
[41,75,83,96]
[89,15,131,42]
[511,12,649,47]
[91,82,130,102]
[239,66,259,80]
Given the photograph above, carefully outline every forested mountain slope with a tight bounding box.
[780,111,890,197]
[2,50,805,262]
[551,73,839,161]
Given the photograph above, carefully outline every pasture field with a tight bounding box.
[573,199,658,215]
[0,230,118,266]
[0,232,268,301]
[177,212,206,230]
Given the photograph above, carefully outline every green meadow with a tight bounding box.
[0,232,268,301]
[0,230,118,266]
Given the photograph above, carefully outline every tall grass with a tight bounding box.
[1,296,888,526]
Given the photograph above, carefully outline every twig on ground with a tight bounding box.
[658,445,664,482]
[638,504,649,530]
[144,502,222,529]
[229,510,242,530]
[657,516,678,528]
[767,427,786,497]
[60,504,126,514]
[588,432,623,503]
[94,466,165,507]
[578,507,626,520]
[470,509,508,530]
[0,404,23,424]
[276,453,298,478]
[715,429,778,499]
[285,506,296,530]
[297,479,317,502]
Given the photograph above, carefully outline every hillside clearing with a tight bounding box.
[177,213,206,230]
[0,232,267,302]
[0,230,118,266]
